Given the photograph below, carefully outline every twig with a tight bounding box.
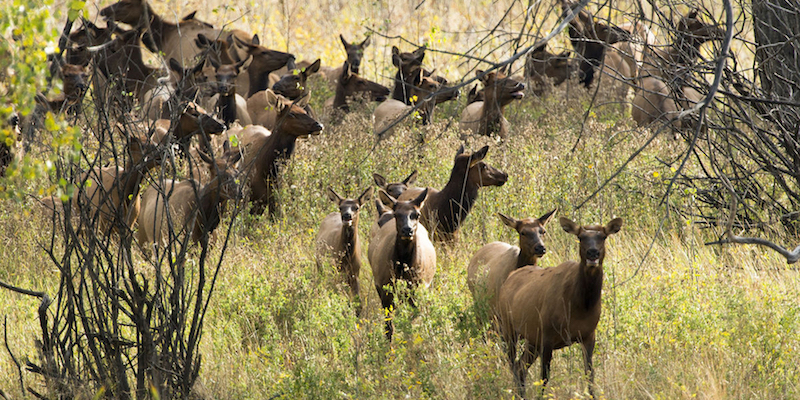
[4,316,24,397]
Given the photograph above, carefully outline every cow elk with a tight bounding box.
[467,208,557,320]
[373,69,442,137]
[524,44,575,96]
[398,145,507,241]
[459,70,525,139]
[368,189,436,341]
[329,61,390,112]
[205,55,252,127]
[237,90,323,216]
[497,217,623,399]
[315,186,373,315]
[373,170,418,200]
[137,143,241,248]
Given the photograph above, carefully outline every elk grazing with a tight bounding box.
[632,9,725,131]
[373,68,442,137]
[459,70,525,139]
[329,61,390,112]
[236,90,323,216]
[524,43,575,96]
[467,208,557,318]
[373,170,418,200]
[368,189,436,341]
[137,143,241,247]
[497,217,623,399]
[560,0,630,90]
[398,145,508,241]
[73,135,162,235]
[315,186,374,315]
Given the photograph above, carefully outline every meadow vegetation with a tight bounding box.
[2,0,799,399]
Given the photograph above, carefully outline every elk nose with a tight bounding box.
[587,248,600,260]
[400,226,414,238]
[533,244,546,255]
[342,213,353,222]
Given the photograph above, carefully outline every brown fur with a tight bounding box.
[467,208,557,317]
[373,69,442,137]
[330,61,390,112]
[459,70,525,139]
[238,90,323,216]
[497,217,623,399]
[524,44,575,96]
[368,189,436,341]
[373,170,418,200]
[315,186,373,316]
[398,145,507,241]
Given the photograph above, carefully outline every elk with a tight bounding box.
[497,217,623,399]
[329,61,390,112]
[523,43,575,96]
[632,9,724,131]
[237,90,323,216]
[248,59,321,129]
[560,0,630,90]
[373,170,418,200]
[231,35,297,97]
[368,189,436,341]
[142,57,209,121]
[397,145,507,241]
[205,55,252,127]
[390,45,426,104]
[247,90,311,132]
[271,59,321,101]
[315,186,373,315]
[73,135,162,235]
[467,208,557,318]
[317,35,372,85]
[137,143,241,248]
[373,69,442,137]
[146,102,226,157]
[459,70,525,139]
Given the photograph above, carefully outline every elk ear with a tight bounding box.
[208,55,220,69]
[413,46,426,62]
[497,212,519,230]
[182,10,198,21]
[251,34,260,45]
[411,188,428,208]
[378,190,397,208]
[470,145,489,166]
[265,89,282,110]
[358,186,374,205]
[168,58,183,74]
[195,33,210,48]
[375,199,390,216]
[295,93,310,108]
[560,216,580,235]
[373,173,387,188]
[306,59,321,74]
[197,150,213,164]
[456,144,465,157]
[538,207,558,226]
[340,34,351,49]
[403,170,418,185]
[360,35,371,48]
[534,43,547,53]
[391,46,401,67]
[605,217,623,235]
[687,9,698,19]
[327,187,344,204]
[227,146,243,165]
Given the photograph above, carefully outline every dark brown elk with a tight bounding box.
[315,186,373,315]
[65,18,118,66]
[89,27,161,107]
[206,55,251,127]
[73,135,162,235]
[560,0,630,89]
[497,217,623,399]
[319,35,372,84]
[524,44,575,96]
[373,170,418,200]
[373,69,442,137]
[231,35,297,97]
[368,189,436,341]
[390,45,426,104]
[236,90,323,216]
[398,145,508,241]
[632,9,725,132]
[459,70,525,139]
[137,143,241,247]
[330,61,390,112]
[467,208,557,318]
[271,59,321,100]
[142,57,208,121]
[146,102,226,155]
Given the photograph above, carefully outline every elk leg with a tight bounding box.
[540,344,554,399]
[582,334,596,398]
[514,342,538,400]
[346,271,361,317]
[377,286,394,341]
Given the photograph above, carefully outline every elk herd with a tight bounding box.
[2,0,733,397]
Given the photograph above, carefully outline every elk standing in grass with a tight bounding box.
[237,90,323,216]
[398,146,507,241]
[497,217,623,399]
[467,208,557,320]
[316,187,373,316]
[459,70,525,139]
[368,189,435,341]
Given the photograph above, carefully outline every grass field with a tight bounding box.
[2,0,799,399]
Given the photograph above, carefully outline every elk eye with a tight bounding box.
[541,229,547,235]
[411,212,419,220]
